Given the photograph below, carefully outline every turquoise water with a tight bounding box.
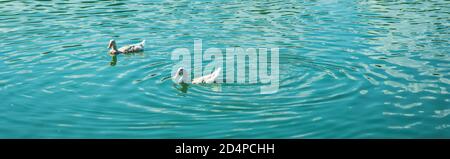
[1,0,449,138]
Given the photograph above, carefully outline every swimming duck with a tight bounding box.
[108,39,145,55]
[173,67,221,84]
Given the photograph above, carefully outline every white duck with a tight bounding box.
[108,39,145,55]
[173,67,221,84]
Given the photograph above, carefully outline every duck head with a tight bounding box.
[173,67,190,84]
[108,39,117,49]
[108,39,119,55]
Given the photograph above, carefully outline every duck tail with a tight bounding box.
[211,67,221,79]
[140,40,146,46]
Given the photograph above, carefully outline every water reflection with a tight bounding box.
[110,55,117,66]
[174,83,189,93]
[108,51,145,66]
[172,82,222,94]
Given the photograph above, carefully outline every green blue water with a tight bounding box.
[1,0,449,138]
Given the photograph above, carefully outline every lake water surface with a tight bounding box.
[0,0,449,138]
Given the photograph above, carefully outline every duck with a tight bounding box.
[108,39,145,55]
[173,67,222,84]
